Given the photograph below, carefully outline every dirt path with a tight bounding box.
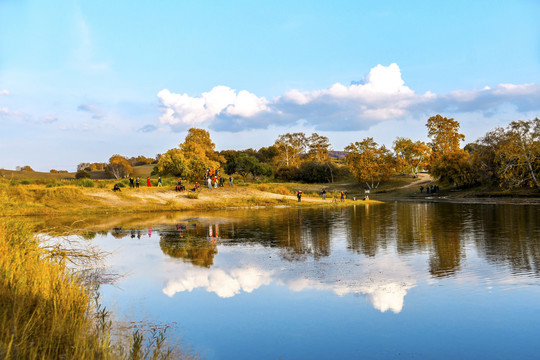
[397,173,433,190]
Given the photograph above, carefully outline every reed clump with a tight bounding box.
[0,220,109,358]
[0,220,199,359]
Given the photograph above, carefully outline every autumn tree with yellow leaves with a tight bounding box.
[106,155,133,179]
[426,114,472,186]
[473,118,540,190]
[393,137,430,177]
[345,137,394,189]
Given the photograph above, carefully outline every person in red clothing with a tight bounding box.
[146,177,151,187]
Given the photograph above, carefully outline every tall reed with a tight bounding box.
[0,220,198,359]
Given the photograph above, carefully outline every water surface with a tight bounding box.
[68,203,540,359]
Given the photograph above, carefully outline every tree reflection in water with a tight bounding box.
[99,203,539,278]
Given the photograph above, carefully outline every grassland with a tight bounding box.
[0,175,383,216]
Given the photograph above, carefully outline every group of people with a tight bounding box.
[113,172,234,193]
[420,185,439,194]
[316,189,347,202]
[204,168,234,190]
[127,176,157,188]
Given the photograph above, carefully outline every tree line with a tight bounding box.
[75,115,540,191]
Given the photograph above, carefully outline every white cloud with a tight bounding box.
[157,86,270,130]
[163,266,273,298]
[162,256,416,313]
[0,90,9,95]
[157,63,540,133]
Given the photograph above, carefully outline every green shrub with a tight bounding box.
[75,170,91,179]
[20,180,32,185]
[76,179,95,188]
[45,182,64,188]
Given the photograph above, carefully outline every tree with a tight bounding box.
[430,151,475,187]
[393,137,430,177]
[256,145,279,164]
[154,148,190,177]
[345,138,395,189]
[106,155,133,179]
[475,118,540,189]
[273,132,308,167]
[426,114,465,165]
[75,170,91,179]
[155,128,224,180]
[306,133,331,163]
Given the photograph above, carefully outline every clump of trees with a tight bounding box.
[66,116,539,191]
[154,128,224,180]
[16,165,34,172]
[469,118,540,190]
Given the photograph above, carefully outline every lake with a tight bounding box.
[56,202,540,359]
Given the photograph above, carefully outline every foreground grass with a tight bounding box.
[0,220,110,358]
[0,220,198,359]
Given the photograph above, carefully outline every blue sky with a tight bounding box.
[1,0,539,171]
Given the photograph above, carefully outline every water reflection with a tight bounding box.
[38,203,540,314]
[37,203,540,359]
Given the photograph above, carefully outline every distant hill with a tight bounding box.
[329,151,347,160]
[0,169,75,180]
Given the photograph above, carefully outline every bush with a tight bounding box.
[275,166,301,181]
[76,179,95,188]
[20,180,32,185]
[186,192,199,199]
[75,170,91,179]
[273,185,291,195]
[45,182,64,188]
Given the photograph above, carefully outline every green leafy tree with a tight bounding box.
[156,128,224,180]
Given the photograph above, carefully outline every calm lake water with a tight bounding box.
[65,203,540,359]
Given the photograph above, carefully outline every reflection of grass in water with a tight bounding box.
[0,219,201,359]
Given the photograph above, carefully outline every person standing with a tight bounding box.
[207,177,212,189]
[340,191,345,202]
[147,177,151,187]
[229,176,233,186]
[129,177,134,188]
[157,177,162,187]
[297,191,302,202]
[136,177,140,188]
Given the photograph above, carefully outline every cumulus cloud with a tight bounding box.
[163,266,273,298]
[157,63,540,132]
[0,90,9,95]
[77,103,104,119]
[157,86,270,131]
[162,256,415,313]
